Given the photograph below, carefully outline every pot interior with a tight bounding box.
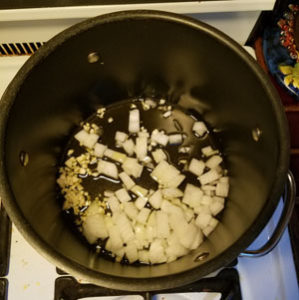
[1,12,287,287]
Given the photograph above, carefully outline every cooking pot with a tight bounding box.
[0,10,295,291]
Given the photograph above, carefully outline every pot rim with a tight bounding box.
[0,10,290,291]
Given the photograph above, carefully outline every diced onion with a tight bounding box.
[119,172,135,190]
[198,169,221,185]
[94,143,107,158]
[152,149,167,163]
[192,121,208,137]
[156,211,170,238]
[216,182,229,197]
[128,109,140,133]
[188,158,205,177]
[123,202,138,220]
[115,188,131,203]
[151,160,185,188]
[162,188,183,199]
[182,184,203,208]
[97,160,118,179]
[135,136,148,161]
[104,148,127,163]
[151,129,169,146]
[122,157,143,178]
[168,134,183,145]
[137,208,151,224]
[122,139,135,156]
[201,146,219,157]
[82,213,108,244]
[206,155,223,169]
[135,197,147,210]
[115,131,128,144]
[149,190,162,209]
[75,130,99,149]
[107,196,120,214]
[131,185,148,198]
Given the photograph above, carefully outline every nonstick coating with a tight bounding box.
[0,11,289,291]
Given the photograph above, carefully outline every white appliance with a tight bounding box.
[0,1,298,299]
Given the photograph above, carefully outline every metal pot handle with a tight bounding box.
[240,170,296,258]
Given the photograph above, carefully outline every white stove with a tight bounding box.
[0,1,299,299]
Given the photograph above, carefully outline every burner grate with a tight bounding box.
[0,278,8,300]
[54,268,241,300]
[0,204,11,277]
[0,42,45,56]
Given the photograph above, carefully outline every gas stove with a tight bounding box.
[0,2,299,299]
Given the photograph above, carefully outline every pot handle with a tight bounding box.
[240,170,296,258]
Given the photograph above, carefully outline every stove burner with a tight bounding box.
[0,204,11,277]
[0,278,8,300]
[54,268,241,300]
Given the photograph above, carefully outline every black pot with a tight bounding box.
[0,10,292,291]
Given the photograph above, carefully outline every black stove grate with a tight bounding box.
[0,204,11,278]
[54,268,242,300]
[0,278,8,300]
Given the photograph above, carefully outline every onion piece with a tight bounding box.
[210,196,225,216]
[75,130,99,149]
[198,169,221,185]
[202,217,219,236]
[195,213,212,230]
[125,241,139,263]
[182,184,203,208]
[128,109,140,133]
[190,230,204,250]
[123,202,138,220]
[201,146,219,157]
[149,190,162,209]
[178,146,191,154]
[105,224,123,252]
[168,134,183,145]
[149,239,167,264]
[188,158,205,177]
[162,188,183,199]
[122,139,135,156]
[156,211,170,238]
[119,172,135,190]
[112,212,134,242]
[97,160,118,179]
[166,232,188,259]
[135,197,148,210]
[220,176,229,183]
[151,160,185,188]
[82,213,108,244]
[122,157,143,178]
[93,143,107,158]
[107,196,121,214]
[131,185,148,198]
[151,129,169,146]
[215,182,229,197]
[192,121,208,137]
[146,211,157,241]
[136,207,151,224]
[152,149,167,164]
[206,155,223,169]
[138,250,150,264]
[104,148,127,163]
[115,188,131,203]
[135,136,148,161]
[115,131,128,144]
[144,99,157,109]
